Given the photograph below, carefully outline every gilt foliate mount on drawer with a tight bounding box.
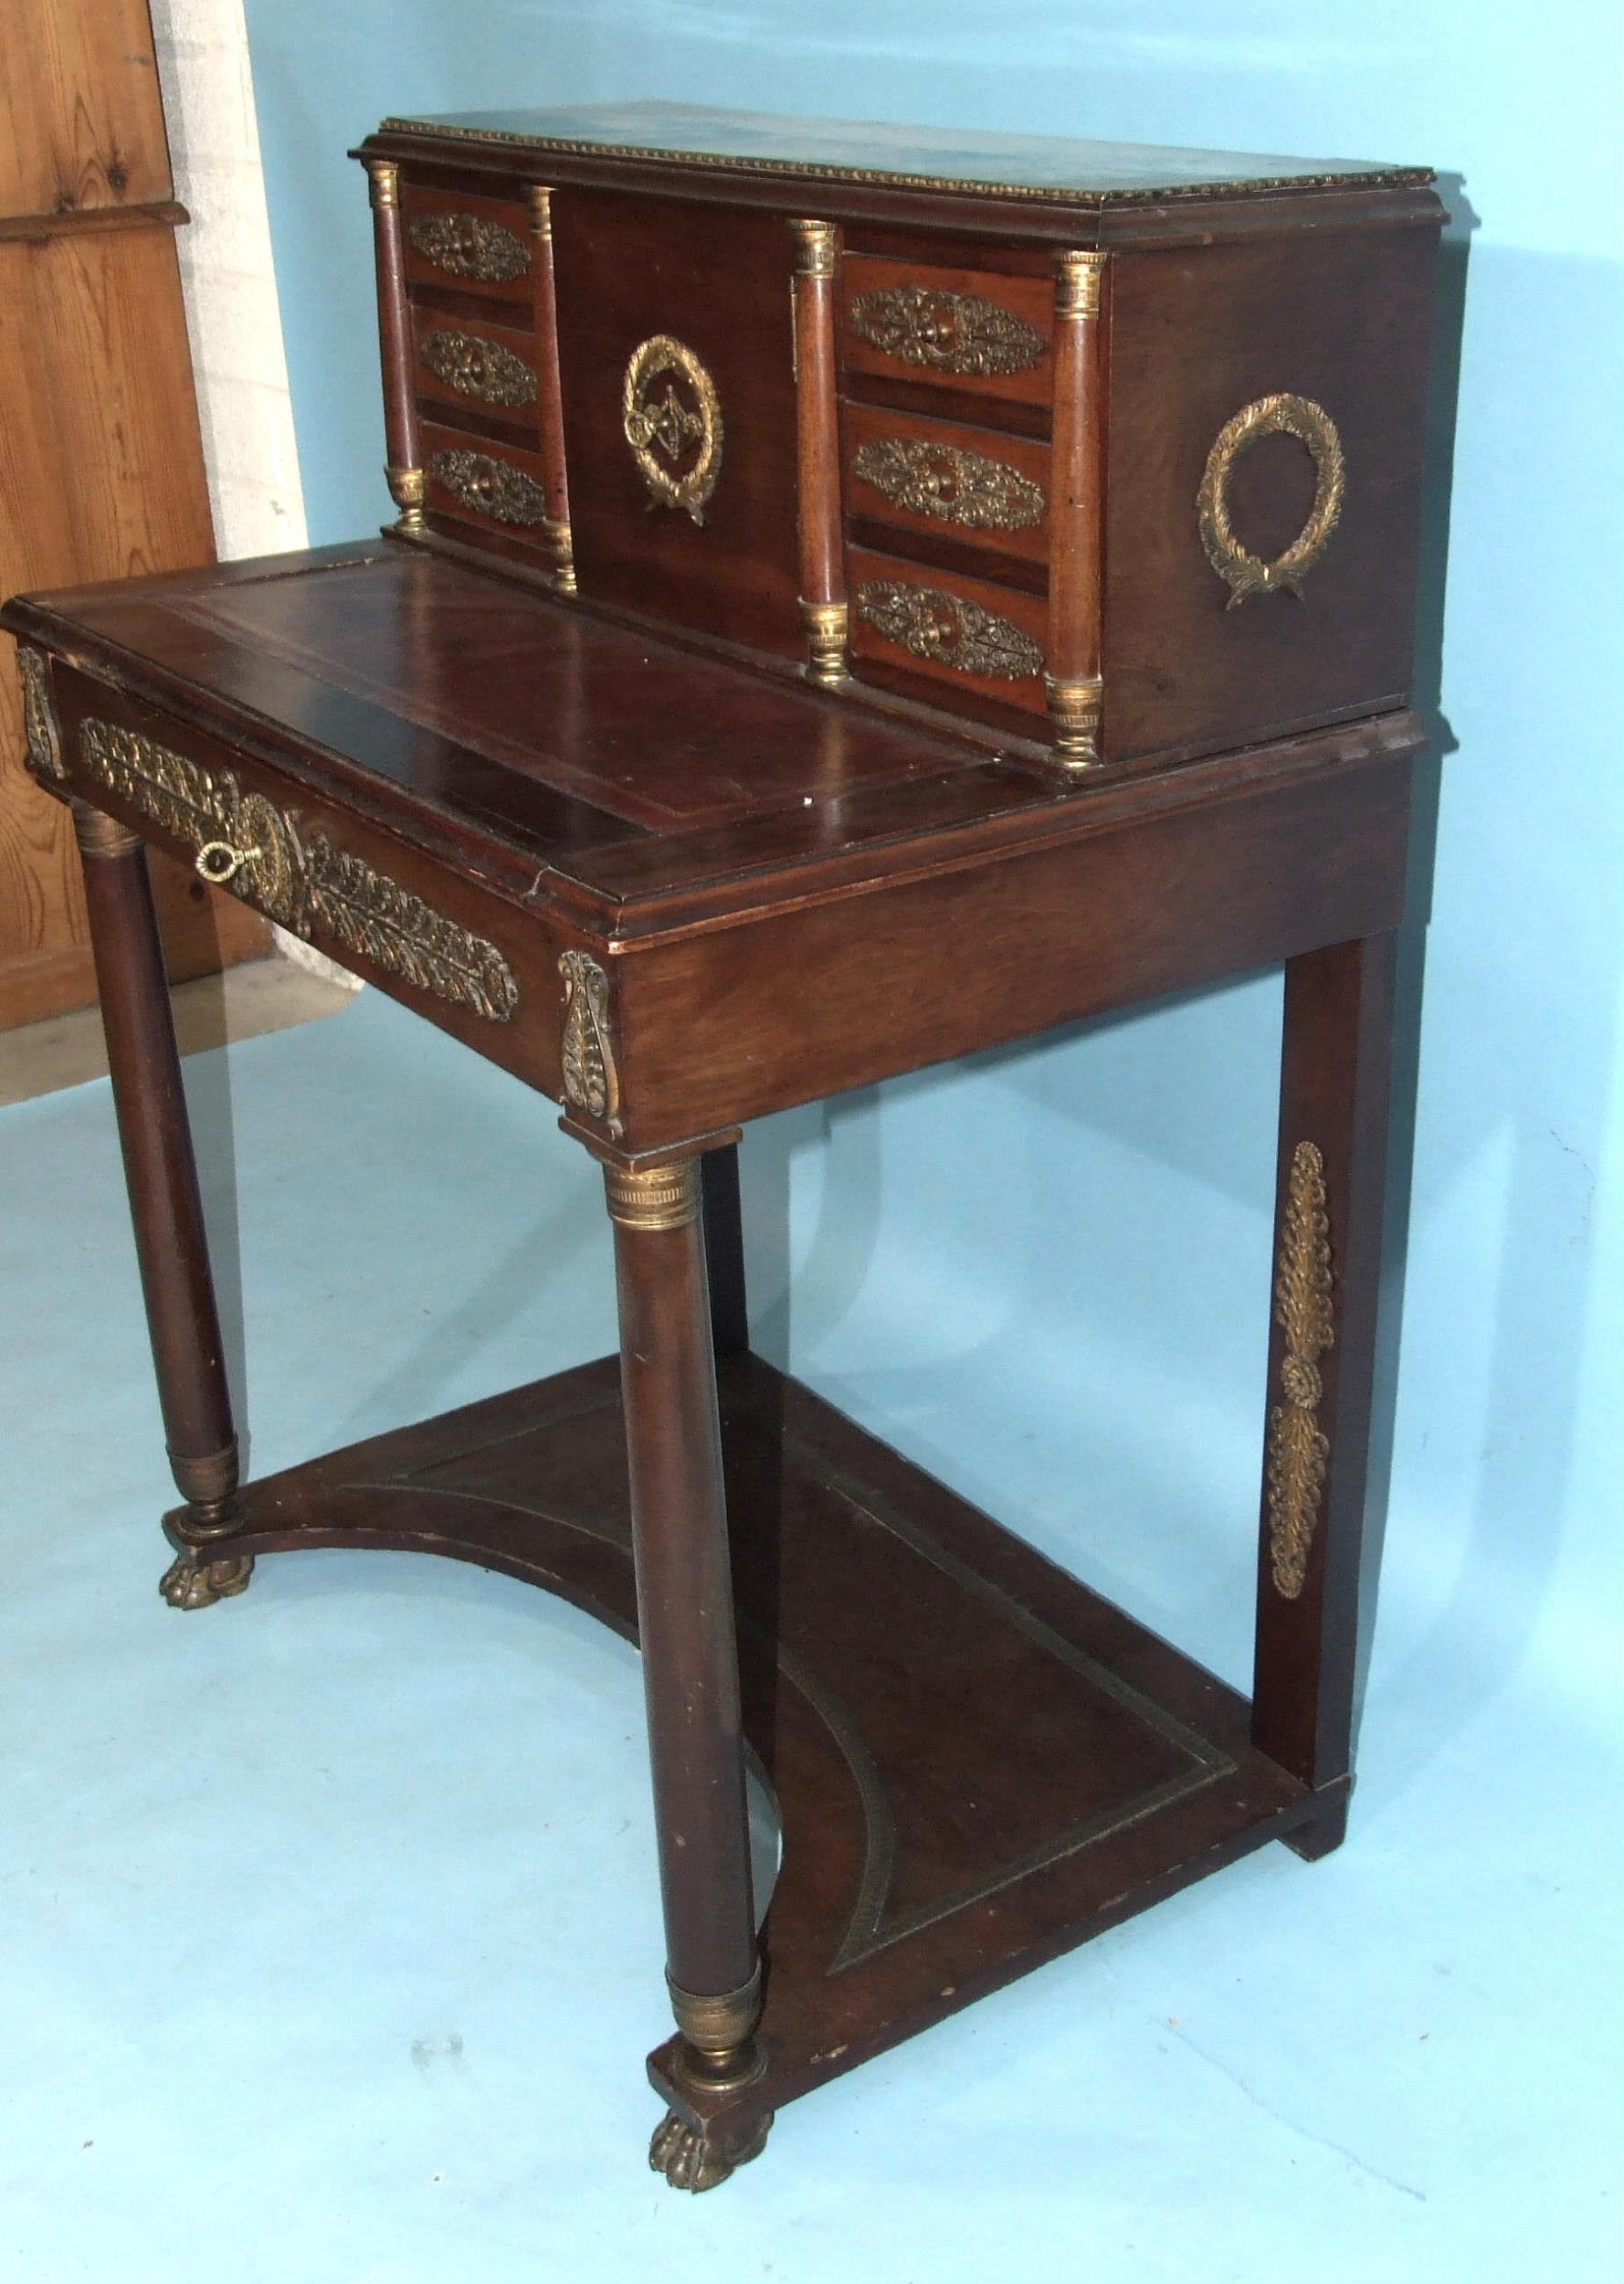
[408,210,531,282]
[75,717,520,1022]
[420,327,539,409]
[849,284,1046,379]
[852,437,1045,533]
[360,107,1441,771]
[857,580,1045,682]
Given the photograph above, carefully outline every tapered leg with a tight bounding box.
[73,802,251,1609]
[604,1153,769,2187]
[1252,933,1398,1846]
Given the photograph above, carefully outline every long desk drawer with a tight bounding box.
[47,665,568,1091]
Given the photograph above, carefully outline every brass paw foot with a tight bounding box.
[159,1549,255,1610]
[649,2108,773,2192]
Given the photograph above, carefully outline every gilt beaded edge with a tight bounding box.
[377,121,1432,207]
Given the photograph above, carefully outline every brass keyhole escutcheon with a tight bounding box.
[195,839,261,885]
[1197,393,1345,608]
[622,334,724,526]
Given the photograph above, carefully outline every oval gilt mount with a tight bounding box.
[622,334,724,525]
[408,211,530,283]
[857,579,1044,682]
[853,436,1045,533]
[420,328,538,408]
[849,285,1045,378]
[429,448,550,527]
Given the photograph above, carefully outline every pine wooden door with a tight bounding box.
[0,0,267,1030]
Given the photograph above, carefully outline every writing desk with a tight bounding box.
[5,543,1419,2186]
[3,100,1441,2191]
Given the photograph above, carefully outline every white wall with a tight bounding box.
[150,0,307,564]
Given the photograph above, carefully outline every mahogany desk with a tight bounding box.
[2,100,1441,2194]
[5,545,1420,2188]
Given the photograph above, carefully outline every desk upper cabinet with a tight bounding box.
[356,103,1441,772]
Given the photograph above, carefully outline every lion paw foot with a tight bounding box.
[160,1549,254,1610]
[649,2107,772,2192]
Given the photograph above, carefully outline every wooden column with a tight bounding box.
[72,801,251,1612]
[528,187,577,596]
[1251,932,1400,1852]
[1046,249,1108,768]
[606,1157,765,2085]
[365,159,424,532]
[789,219,848,686]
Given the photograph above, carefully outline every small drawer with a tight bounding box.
[421,419,556,545]
[841,257,1053,408]
[848,545,1049,717]
[844,401,1051,567]
[48,670,535,1036]
[401,183,536,308]
[410,301,543,430]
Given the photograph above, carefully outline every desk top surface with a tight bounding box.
[8,544,1421,943]
[10,545,1080,916]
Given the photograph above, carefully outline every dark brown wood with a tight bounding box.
[400,181,535,309]
[5,552,1424,1152]
[71,805,237,1514]
[366,161,422,513]
[354,110,1440,777]
[184,1351,1316,2138]
[847,540,1049,721]
[1252,932,1401,1816]
[791,220,845,679]
[1100,227,1437,764]
[527,188,575,593]
[840,252,1056,407]
[844,398,1052,569]
[406,300,540,439]
[4,100,1448,2194]
[1045,251,1106,758]
[549,190,803,661]
[606,1163,761,2067]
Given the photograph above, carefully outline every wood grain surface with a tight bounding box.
[0,3,266,1031]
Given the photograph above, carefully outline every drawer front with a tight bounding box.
[421,418,556,549]
[401,183,536,309]
[841,257,1054,409]
[411,301,543,435]
[848,545,1049,718]
[844,400,1051,567]
[48,668,565,1091]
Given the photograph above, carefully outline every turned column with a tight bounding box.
[72,801,250,1609]
[789,217,848,686]
[1046,248,1107,767]
[365,158,426,534]
[1251,932,1400,1852]
[605,1155,764,2089]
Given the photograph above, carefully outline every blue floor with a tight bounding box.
[1,988,1617,2283]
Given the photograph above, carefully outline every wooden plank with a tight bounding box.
[0,0,174,221]
[0,220,267,1027]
